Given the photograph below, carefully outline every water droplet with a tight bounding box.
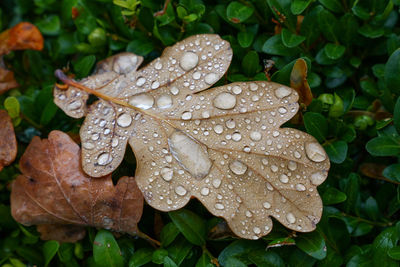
[161,167,173,181]
[232,85,242,94]
[288,161,297,171]
[226,119,236,129]
[278,107,287,114]
[263,202,271,209]
[213,92,236,110]
[213,125,223,134]
[250,131,262,141]
[243,146,251,153]
[170,86,179,95]
[275,86,292,98]
[180,52,199,71]
[294,151,301,159]
[129,94,154,109]
[181,111,192,120]
[202,111,210,118]
[168,131,212,179]
[215,203,225,210]
[82,142,95,150]
[246,211,253,217]
[117,113,132,127]
[272,131,280,137]
[97,152,112,166]
[111,138,119,147]
[270,165,278,173]
[192,71,201,80]
[262,158,268,165]
[305,142,326,162]
[286,213,296,224]
[212,178,222,188]
[201,187,210,196]
[156,94,173,109]
[250,83,258,91]
[154,61,163,70]
[205,73,218,84]
[91,133,99,141]
[296,183,306,191]
[232,132,242,142]
[136,77,146,86]
[151,81,160,89]
[175,185,187,196]
[310,171,326,185]
[253,227,261,234]
[229,160,247,175]
[68,100,82,110]
[280,174,289,183]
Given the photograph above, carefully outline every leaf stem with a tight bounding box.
[340,212,393,227]
[136,230,161,247]
[202,245,220,267]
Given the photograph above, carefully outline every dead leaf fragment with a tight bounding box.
[54,34,330,240]
[0,67,19,94]
[0,22,44,55]
[290,58,313,106]
[10,130,143,242]
[0,109,17,171]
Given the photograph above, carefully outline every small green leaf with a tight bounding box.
[36,15,60,35]
[358,24,385,38]
[195,253,214,267]
[262,35,298,56]
[129,248,153,267]
[385,49,400,94]
[237,25,258,48]
[169,209,206,246]
[93,230,124,267]
[322,187,347,205]
[163,256,178,267]
[303,112,328,142]
[43,241,60,267]
[296,231,327,260]
[218,240,263,266]
[291,0,313,15]
[73,55,96,79]
[366,136,400,156]
[365,196,379,221]
[388,247,400,260]
[248,249,285,267]
[372,227,398,266]
[160,222,180,247]
[4,96,20,119]
[324,140,348,164]
[152,249,168,264]
[226,1,254,23]
[383,164,400,182]
[319,0,344,13]
[242,51,259,77]
[318,8,339,42]
[324,43,345,60]
[281,28,306,48]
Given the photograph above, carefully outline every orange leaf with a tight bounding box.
[290,58,313,106]
[0,22,44,55]
[0,67,19,95]
[10,131,144,242]
[0,109,17,171]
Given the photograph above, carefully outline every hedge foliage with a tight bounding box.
[1,0,400,266]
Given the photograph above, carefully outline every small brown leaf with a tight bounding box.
[0,22,44,55]
[10,130,143,242]
[0,67,19,94]
[54,34,330,240]
[290,59,313,106]
[0,109,17,171]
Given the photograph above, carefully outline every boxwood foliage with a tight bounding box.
[1,0,400,266]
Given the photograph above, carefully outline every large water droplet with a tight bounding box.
[305,142,326,162]
[200,187,209,196]
[229,160,247,175]
[288,161,297,171]
[296,183,306,191]
[117,113,132,127]
[170,86,179,95]
[275,86,292,98]
[232,132,242,142]
[180,52,198,71]
[225,119,236,129]
[253,227,261,234]
[181,111,192,120]
[213,125,223,134]
[286,212,296,224]
[310,171,326,185]
[136,77,146,86]
[175,185,187,196]
[157,94,173,109]
[161,167,173,181]
[82,142,95,150]
[97,152,112,166]
[129,94,154,110]
[204,73,218,84]
[68,100,82,110]
[280,174,289,183]
[213,92,236,110]
[215,203,225,210]
[168,131,212,179]
[250,131,262,141]
[263,201,271,209]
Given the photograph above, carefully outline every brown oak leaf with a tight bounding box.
[0,109,17,171]
[53,34,330,240]
[290,58,313,106]
[10,130,143,242]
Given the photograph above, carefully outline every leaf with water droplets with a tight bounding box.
[53,34,330,240]
[10,130,143,242]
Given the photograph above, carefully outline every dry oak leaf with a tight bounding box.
[10,130,143,242]
[53,34,330,240]
[0,22,44,55]
[290,58,313,107]
[0,109,17,171]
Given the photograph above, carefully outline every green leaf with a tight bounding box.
[163,256,178,267]
[385,49,400,94]
[242,51,259,77]
[281,28,306,48]
[318,8,339,42]
[365,196,379,221]
[322,187,347,205]
[73,55,96,78]
[237,25,258,48]
[160,222,180,247]
[372,227,399,267]
[43,241,60,267]
[4,96,20,119]
[358,24,385,38]
[226,1,254,23]
[129,248,153,267]
[36,15,60,35]
[267,0,297,28]
[262,35,299,56]
[169,209,206,246]
[248,249,285,267]
[319,0,344,13]
[383,164,400,182]
[388,246,400,260]
[324,140,347,163]
[366,136,400,156]
[291,0,313,15]
[303,112,328,142]
[93,230,124,267]
[195,253,214,267]
[152,249,168,264]
[218,240,263,266]
[296,231,327,260]
[324,43,345,60]
[166,236,193,266]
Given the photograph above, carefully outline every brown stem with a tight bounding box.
[136,230,161,247]
[154,0,171,17]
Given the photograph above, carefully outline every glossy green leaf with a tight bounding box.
[195,253,214,267]
[73,55,96,79]
[152,249,168,264]
[325,140,348,163]
[226,1,254,23]
[322,187,347,205]
[160,222,180,247]
[324,43,345,60]
[388,246,400,260]
[4,96,20,119]
[303,112,328,142]
[262,35,299,56]
[372,227,398,267]
[291,0,313,15]
[296,231,327,260]
[218,240,263,266]
[319,0,344,13]
[36,15,60,35]
[169,209,206,246]
[366,136,400,156]
[129,248,153,267]
[43,241,60,267]
[385,49,400,94]
[281,28,306,48]
[93,230,124,267]
[383,164,400,182]
[248,249,285,267]
[318,8,339,42]
[242,50,259,77]
[358,24,385,38]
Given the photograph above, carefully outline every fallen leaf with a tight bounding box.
[0,22,44,55]
[0,67,19,94]
[54,34,330,239]
[0,109,17,171]
[290,58,313,106]
[11,130,143,242]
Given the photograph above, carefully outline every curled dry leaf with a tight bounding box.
[0,109,17,171]
[290,58,313,106]
[54,34,330,240]
[10,131,143,242]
